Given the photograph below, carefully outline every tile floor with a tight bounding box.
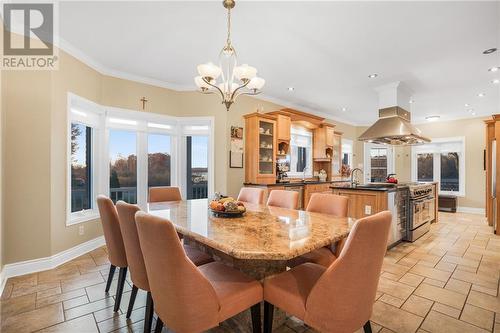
[1,212,499,333]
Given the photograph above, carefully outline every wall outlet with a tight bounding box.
[365,205,372,215]
[78,225,84,236]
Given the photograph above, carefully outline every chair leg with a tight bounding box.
[105,265,116,293]
[264,301,274,333]
[144,291,154,333]
[250,303,262,333]
[126,285,138,318]
[363,320,372,333]
[113,267,127,312]
[154,317,164,333]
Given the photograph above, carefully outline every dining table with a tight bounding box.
[147,198,356,330]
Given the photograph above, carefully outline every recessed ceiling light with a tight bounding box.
[464,103,470,107]
[471,112,476,116]
[287,87,294,91]
[478,92,486,97]
[483,48,497,54]
[341,107,347,112]
[467,108,474,113]
[492,79,500,84]
[368,73,378,78]
[425,115,440,122]
[488,67,500,72]
[409,100,415,104]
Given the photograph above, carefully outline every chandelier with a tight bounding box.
[194,0,265,111]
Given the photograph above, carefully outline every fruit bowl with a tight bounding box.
[209,196,246,218]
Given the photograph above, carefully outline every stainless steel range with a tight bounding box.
[404,183,436,242]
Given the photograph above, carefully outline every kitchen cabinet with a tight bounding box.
[331,132,342,176]
[331,188,388,219]
[313,125,335,160]
[276,114,291,141]
[303,183,332,207]
[244,113,277,184]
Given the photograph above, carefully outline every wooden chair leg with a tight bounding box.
[126,285,138,318]
[264,301,274,333]
[363,320,372,333]
[144,292,154,333]
[113,267,127,312]
[105,265,116,293]
[250,303,261,333]
[154,317,164,333]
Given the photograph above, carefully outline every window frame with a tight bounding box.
[67,93,104,226]
[287,126,313,178]
[363,143,395,183]
[411,137,466,197]
[341,138,353,169]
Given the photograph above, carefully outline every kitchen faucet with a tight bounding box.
[351,168,363,186]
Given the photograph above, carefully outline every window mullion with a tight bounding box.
[137,131,148,210]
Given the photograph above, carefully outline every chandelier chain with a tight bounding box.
[226,6,232,48]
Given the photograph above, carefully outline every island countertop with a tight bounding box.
[147,199,355,260]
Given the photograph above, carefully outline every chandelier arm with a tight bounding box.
[202,77,225,100]
[229,79,250,102]
[236,90,262,98]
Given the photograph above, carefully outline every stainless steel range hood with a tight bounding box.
[358,82,430,145]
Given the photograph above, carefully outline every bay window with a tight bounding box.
[412,137,465,196]
[67,93,214,225]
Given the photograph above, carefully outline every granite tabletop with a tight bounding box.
[147,199,355,260]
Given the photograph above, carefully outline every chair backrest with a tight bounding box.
[306,193,348,217]
[267,190,299,209]
[135,211,219,332]
[237,187,265,205]
[115,201,149,291]
[149,186,182,203]
[96,195,127,268]
[304,211,392,332]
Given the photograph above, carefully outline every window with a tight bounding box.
[341,138,353,169]
[287,126,313,177]
[109,130,137,204]
[186,136,208,199]
[148,134,171,188]
[71,123,92,212]
[364,143,394,183]
[412,137,465,196]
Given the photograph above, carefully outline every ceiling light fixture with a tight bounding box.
[467,108,474,113]
[478,92,486,97]
[471,112,476,116]
[341,107,347,112]
[492,79,500,84]
[483,48,497,54]
[288,87,294,91]
[194,0,264,111]
[425,115,440,122]
[488,67,500,72]
[464,103,470,107]
[409,100,415,104]
[368,73,378,78]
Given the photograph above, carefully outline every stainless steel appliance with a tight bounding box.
[387,186,409,248]
[405,183,435,242]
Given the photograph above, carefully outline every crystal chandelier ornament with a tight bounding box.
[194,0,265,111]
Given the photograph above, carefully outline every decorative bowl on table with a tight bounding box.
[209,196,246,218]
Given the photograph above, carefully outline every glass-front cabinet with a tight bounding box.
[244,113,277,184]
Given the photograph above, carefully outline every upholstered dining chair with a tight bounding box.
[135,211,263,333]
[267,189,299,210]
[237,187,265,205]
[115,201,214,333]
[289,193,349,268]
[264,211,392,333]
[96,195,128,312]
[149,186,182,203]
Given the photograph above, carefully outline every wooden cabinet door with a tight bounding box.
[326,126,334,147]
[313,127,327,159]
[276,115,291,141]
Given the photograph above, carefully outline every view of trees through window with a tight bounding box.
[186,136,209,199]
[71,123,91,212]
[441,152,459,192]
[417,153,434,182]
[109,130,137,203]
[148,134,171,189]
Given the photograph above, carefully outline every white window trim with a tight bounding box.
[287,126,314,178]
[67,93,215,225]
[67,93,105,226]
[411,136,466,197]
[341,138,353,168]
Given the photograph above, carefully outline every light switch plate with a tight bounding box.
[78,225,84,236]
[365,205,372,215]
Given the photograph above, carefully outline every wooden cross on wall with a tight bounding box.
[140,97,148,110]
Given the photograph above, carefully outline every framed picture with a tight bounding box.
[231,126,243,139]
[230,151,243,168]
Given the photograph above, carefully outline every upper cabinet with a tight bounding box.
[276,114,291,141]
[331,131,342,176]
[313,125,335,160]
[244,113,277,184]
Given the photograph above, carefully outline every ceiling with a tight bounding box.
[59,1,500,125]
